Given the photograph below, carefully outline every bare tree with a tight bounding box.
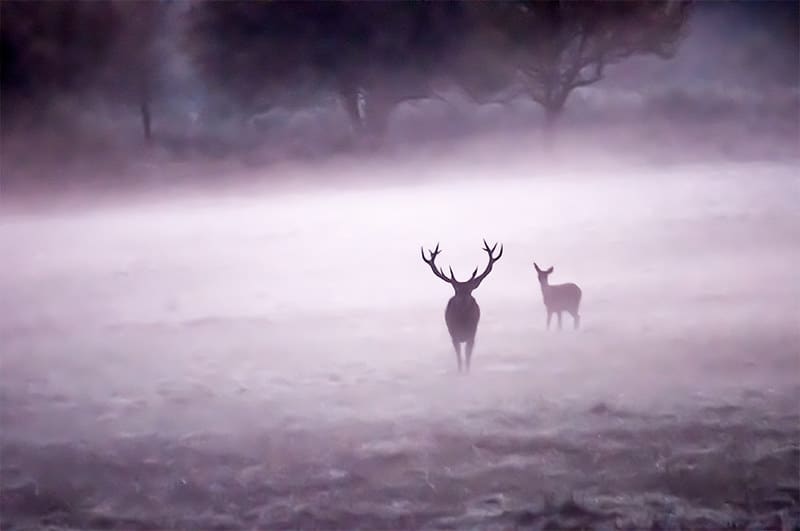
[455,0,692,131]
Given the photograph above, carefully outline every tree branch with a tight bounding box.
[569,59,605,89]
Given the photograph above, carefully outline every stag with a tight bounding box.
[421,240,503,372]
[534,262,582,330]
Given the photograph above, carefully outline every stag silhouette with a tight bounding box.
[421,240,503,372]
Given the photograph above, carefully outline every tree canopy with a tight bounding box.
[1,0,167,140]
[459,0,692,125]
[187,1,459,146]
[2,0,694,147]
[1,1,118,118]
[187,0,692,144]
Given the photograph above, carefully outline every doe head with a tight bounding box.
[534,262,554,284]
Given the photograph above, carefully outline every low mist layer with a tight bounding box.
[1,158,798,529]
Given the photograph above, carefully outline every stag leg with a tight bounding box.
[546,311,553,330]
[451,339,463,372]
[557,312,563,330]
[572,312,580,330]
[464,339,474,373]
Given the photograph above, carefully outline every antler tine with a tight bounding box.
[481,239,501,257]
[472,239,503,286]
[421,242,443,261]
[421,242,456,284]
[482,238,500,255]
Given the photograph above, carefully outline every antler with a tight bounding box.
[470,239,503,286]
[421,243,457,284]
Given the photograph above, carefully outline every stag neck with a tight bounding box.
[453,284,466,294]
[451,288,476,300]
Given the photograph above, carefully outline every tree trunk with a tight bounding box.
[544,105,562,129]
[339,86,364,141]
[338,85,392,151]
[362,92,391,151]
[542,104,563,151]
[138,75,152,144]
[140,99,152,144]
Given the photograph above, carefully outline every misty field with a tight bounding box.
[1,158,798,530]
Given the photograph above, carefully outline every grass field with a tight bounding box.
[1,156,798,529]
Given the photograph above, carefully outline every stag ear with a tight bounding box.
[534,262,541,273]
[546,266,554,274]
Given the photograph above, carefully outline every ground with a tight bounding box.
[1,155,798,529]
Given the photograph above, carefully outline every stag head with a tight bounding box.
[421,240,503,295]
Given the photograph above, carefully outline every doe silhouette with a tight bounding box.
[421,240,503,372]
[534,262,582,330]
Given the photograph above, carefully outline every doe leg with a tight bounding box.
[557,312,563,330]
[464,339,474,373]
[572,312,580,330]
[452,339,463,372]
[546,310,553,330]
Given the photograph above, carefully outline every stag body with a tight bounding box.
[422,240,502,372]
[534,262,582,330]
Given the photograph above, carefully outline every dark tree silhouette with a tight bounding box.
[459,0,692,130]
[441,3,521,105]
[0,1,117,126]
[186,2,313,113]
[107,1,167,144]
[0,1,167,142]
[187,1,456,148]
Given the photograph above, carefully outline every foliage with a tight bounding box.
[1,0,167,140]
[186,1,459,145]
[2,0,694,144]
[0,1,119,116]
[463,0,692,125]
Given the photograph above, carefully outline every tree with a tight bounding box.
[0,1,118,127]
[105,1,168,144]
[440,3,521,106]
[186,1,456,148]
[322,2,457,146]
[0,1,167,142]
[455,0,692,130]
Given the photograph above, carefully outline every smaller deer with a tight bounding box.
[534,262,582,330]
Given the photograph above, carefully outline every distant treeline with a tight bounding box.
[1,1,692,148]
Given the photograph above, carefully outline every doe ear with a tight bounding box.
[546,266,554,274]
[534,262,541,273]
